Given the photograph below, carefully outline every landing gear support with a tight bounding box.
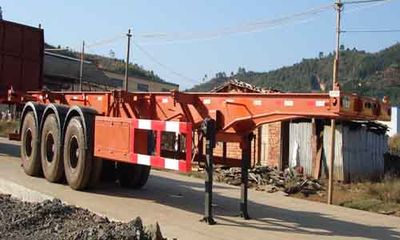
[240,133,253,220]
[201,118,216,225]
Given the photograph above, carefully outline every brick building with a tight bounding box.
[210,79,289,169]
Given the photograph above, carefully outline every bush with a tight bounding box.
[388,134,400,155]
[368,177,400,203]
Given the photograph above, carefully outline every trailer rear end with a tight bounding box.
[0,20,43,102]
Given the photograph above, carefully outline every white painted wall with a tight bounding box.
[379,107,400,137]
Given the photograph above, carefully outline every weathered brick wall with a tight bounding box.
[212,122,282,168]
[265,122,282,168]
[208,81,283,168]
[214,142,241,159]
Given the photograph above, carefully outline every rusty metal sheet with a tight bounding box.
[323,124,387,182]
[0,20,43,100]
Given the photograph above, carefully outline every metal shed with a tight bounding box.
[288,122,313,176]
[288,121,388,182]
[322,123,388,182]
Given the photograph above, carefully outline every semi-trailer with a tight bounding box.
[1,20,391,224]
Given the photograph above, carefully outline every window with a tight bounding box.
[137,83,149,92]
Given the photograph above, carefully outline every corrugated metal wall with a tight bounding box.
[322,125,345,181]
[289,122,388,182]
[289,122,313,176]
[322,124,388,182]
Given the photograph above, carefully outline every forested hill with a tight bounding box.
[189,43,400,105]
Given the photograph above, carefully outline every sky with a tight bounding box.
[1,0,400,89]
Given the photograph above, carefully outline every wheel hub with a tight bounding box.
[69,135,79,169]
[24,128,33,158]
[45,132,55,163]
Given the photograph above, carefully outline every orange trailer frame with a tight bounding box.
[11,88,390,224]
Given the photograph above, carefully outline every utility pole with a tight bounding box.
[79,40,85,91]
[124,29,132,91]
[328,0,343,205]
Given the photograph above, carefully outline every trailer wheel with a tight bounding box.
[21,111,41,176]
[41,114,64,182]
[88,157,103,188]
[117,163,151,189]
[63,117,92,190]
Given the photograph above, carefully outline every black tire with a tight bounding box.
[117,163,151,189]
[41,114,64,182]
[21,112,41,176]
[88,157,103,188]
[63,117,92,190]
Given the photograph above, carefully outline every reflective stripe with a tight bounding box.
[165,121,180,133]
[284,100,294,107]
[315,100,325,107]
[165,158,179,170]
[203,99,211,105]
[137,154,151,165]
[253,100,262,106]
[138,119,152,130]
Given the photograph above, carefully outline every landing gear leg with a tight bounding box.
[240,133,252,220]
[201,118,216,225]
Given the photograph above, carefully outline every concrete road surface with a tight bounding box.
[0,137,399,240]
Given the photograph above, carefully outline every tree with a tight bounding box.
[215,72,227,79]
[109,49,115,58]
[319,51,324,59]
[0,7,3,20]
[237,67,246,75]
[340,44,345,51]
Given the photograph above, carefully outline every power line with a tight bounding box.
[344,0,393,14]
[132,42,199,85]
[342,29,400,33]
[136,3,333,43]
[86,34,125,48]
[135,0,394,44]
[343,0,390,4]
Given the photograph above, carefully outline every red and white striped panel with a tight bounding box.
[130,119,192,172]
[134,119,192,134]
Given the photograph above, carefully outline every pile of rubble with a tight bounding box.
[0,194,165,240]
[215,166,324,195]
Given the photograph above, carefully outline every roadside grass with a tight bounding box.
[0,121,18,138]
[181,165,400,216]
[294,177,400,216]
[368,177,400,204]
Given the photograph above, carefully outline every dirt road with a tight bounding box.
[0,137,399,240]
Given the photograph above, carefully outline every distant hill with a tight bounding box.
[44,43,167,84]
[190,43,400,105]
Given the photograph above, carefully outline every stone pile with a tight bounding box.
[0,194,165,240]
[215,166,324,195]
